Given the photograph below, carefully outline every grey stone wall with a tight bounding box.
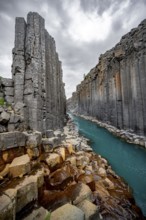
[70,19,146,136]
[10,12,66,132]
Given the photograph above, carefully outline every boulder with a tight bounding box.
[72,183,92,205]
[54,147,66,161]
[77,199,100,220]
[76,155,90,168]
[26,131,42,148]
[9,154,30,177]
[66,156,77,166]
[15,175,38,213]
[50,203,85,220]
[46,153,61,168]
[98,167,106,177]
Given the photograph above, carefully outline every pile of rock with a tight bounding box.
[0,120,144,220]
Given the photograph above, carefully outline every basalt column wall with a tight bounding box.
[12,12,66,132]
[72,19,146,136]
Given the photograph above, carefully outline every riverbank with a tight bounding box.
[0,119,145,219]
[73,113,146,149]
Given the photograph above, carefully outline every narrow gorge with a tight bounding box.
[68,19,146,142]
[0,12,146,220]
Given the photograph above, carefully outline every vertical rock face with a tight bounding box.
[70,19,146,136]
[12,12,66,132]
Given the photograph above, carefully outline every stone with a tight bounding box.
[55,147,66,161]
[98,167,106,177]
[45,129,54,138]
[46,153,61,168]
[50,203,85,220]
[66,156,77,166]
[1,78,13,87]
[0,193,15,220]
[9,154,30,177]
[72,183,92,205]
[76,155,90,168]
[27,147,39,159]
[23,207,50,220]
[0,111,10,124]
[15,175,38,212]
[77,199,100,220]
[26,131,42,148]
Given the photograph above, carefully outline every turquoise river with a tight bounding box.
[71,114,146,216]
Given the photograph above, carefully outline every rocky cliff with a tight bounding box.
[0,12,66,132]
[69,19,146,136]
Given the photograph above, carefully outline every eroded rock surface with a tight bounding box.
[68,19,146,137]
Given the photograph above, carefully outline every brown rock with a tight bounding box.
[9,154,30,178]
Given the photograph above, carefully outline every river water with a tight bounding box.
[71,114,146,216]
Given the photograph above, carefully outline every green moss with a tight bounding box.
[0,97,4,106]
[44,212,51,220]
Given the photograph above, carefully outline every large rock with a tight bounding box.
[50,203,85,220]
[15,175,38,213]
[72,183,93,205]
[0,131,26,150]
[46,153,61,168]
[77,199,100,220]
[26,131,42,148]
[9,154,30,177]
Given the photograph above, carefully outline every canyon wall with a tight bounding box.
[69,19,146,136]
[1,12,66,132]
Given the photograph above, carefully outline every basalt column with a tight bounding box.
[12,12,66,132]
[71,19,146,136]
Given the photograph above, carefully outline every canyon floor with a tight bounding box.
[0,118,145,220]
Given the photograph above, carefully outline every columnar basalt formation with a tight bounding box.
[11,12,66,132]
[70,19,146,136]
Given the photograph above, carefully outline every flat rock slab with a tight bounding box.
[50,203,85,220]
[9,154,30,177]
[0,131,26,150]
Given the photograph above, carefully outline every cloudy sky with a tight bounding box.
[0,0,146,98]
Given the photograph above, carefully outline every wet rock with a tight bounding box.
[9,154,30,177]
[77,199,100,220]
[50,203,85,220]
